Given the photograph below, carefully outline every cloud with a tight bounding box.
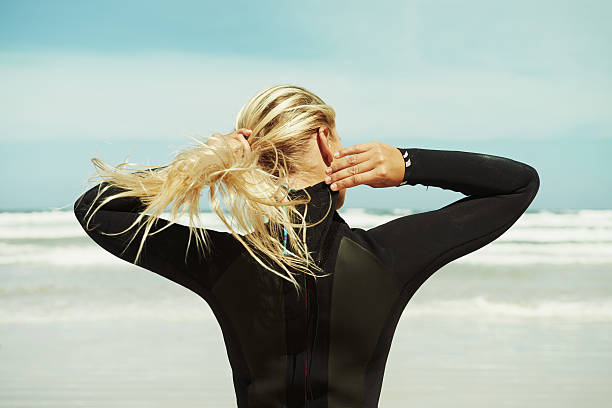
[1,51,610,143]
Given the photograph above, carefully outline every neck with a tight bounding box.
[287,168,327,191]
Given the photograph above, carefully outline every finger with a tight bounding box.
[229,134,250,157]
[204,133,222,147]
[327,150,371,174]
[235,134,251,155]
[326,159,376,185]
[332,142,372,159]
[235,128,253,137]
[330,168,379,191]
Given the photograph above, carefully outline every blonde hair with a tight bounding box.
[81,84,337,292]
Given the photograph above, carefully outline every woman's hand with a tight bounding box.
[206,128,252,160]
[324,142,405,190]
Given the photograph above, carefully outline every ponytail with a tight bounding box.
[84,132,329,293]
[84,84,337,293]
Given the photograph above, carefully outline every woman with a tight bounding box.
[74,84,540,408]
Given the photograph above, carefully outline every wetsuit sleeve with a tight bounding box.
[73,179,240,294]
[366,147,540,288]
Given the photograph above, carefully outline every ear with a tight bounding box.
[316,126,334,166]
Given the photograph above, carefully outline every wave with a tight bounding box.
[0,242,126,266]
[1,209,612,266]
[1,295,610,323]
[2,209,612,238]
[404,296,612,321]
[2,240,611,266]
[0,299,216,323]
[455,242,612,265]
[0,210,230,239]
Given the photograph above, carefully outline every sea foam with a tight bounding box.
[1,209,611,265]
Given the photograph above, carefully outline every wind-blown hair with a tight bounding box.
[81,84,337,292]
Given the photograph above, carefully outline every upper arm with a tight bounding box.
[365,148,540,287]
[73,183,240,295]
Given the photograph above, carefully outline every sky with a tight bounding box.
[1,0,610,211]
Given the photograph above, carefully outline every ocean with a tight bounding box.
[1,208,611,407]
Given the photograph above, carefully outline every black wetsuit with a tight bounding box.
[73,147,540,408]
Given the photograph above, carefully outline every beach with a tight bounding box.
[1,209,611,407]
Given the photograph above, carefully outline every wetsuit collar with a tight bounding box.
[288,180,340,259]
[291,180,339,221]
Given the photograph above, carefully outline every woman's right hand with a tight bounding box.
[206,128,253,160]
[324,142,406,190]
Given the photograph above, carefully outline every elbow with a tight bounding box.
[73,187,96,227]
[522,165,540,207]
[73,183,105,224]
[527,165,540,194]
[73,193,88,226]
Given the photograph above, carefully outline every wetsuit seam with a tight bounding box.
[74,149,540,408]
[340,235,393,276]
[210,250,249,290]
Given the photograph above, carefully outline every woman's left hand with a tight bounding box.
[324,142,405,190]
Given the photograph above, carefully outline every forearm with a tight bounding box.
[368,148,540,285]
[395,147,540,198]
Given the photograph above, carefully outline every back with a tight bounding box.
[74,147,540,408]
